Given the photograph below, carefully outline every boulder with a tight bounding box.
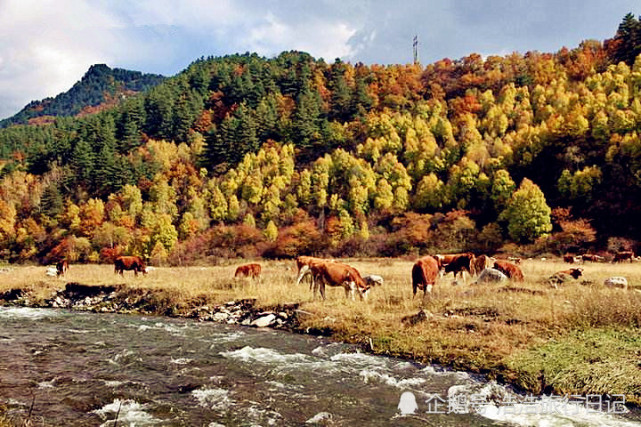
[251,314,276,328]
[604,277,628,290]
[475,268,508,284]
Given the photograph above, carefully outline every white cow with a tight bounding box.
[362,274,384,287]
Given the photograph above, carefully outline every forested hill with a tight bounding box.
[0,64,165,128]
[0,15,641,264]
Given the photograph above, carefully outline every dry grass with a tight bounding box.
[2,258,641,401]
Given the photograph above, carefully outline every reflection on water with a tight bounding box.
[0,306,638,426]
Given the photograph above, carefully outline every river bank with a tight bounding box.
[0,259,640,411]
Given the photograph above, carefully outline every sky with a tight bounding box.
[0,0,639,120]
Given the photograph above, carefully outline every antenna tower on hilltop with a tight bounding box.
[413,35,419,65]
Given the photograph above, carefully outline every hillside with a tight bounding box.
[0,64,165,128]
[0,15,640,263]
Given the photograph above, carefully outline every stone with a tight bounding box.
[604,276,628,289]
[251,314,276,328]
[213,312,229,322]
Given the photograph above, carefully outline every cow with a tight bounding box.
[473,268,508,284]
[234,263,262,280]
[493,260,524,282]
[363,274,384,287]
[472,255,495,276]
[563,254,579,264]
[548,268,583,288]
[114,256,147,276]
[507,257,522,264]
[295,256,327,286]
[556,268,584,279]
[412,256,440,300]
[579,254,604,263]
[56,259,69,277]
[442,253,475,283]
[604,276,628,290]
[613,251,634,263]
[309,261,370,301]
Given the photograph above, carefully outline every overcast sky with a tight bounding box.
[0,0,639,119]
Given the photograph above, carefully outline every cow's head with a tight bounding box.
[570,268,583,279]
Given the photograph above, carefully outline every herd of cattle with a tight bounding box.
[46,250,638,300]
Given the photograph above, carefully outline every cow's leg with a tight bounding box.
[312,275,320,300]
[344,282,356,301]
[421,284,433,304]
[296,265,309,285]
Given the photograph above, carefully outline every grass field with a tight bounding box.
[1,257,640,404]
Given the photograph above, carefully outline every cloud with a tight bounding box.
[0,0,122,118]
[0,0,639,120]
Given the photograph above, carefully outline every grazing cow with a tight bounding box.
[56,259,69,277]
[363,274,384,287]
[579,254,604,263]
[604,276,628,290]
[310,261,370,301]
[563,254,579,264]
[472,255,495,276]
[234,263,262,280]
[114,256,147,276]
[613,251,634,263]
[507,257,522,264]
[473,268,508,284]
[442,254,475,283]
[412,256,440,300]
[493,260,524,282]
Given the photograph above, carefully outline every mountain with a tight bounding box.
[0,64,166,128]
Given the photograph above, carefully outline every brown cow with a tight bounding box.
[442,253,475,283]
[310,261,370,301]
[234,263,262,280]
[493,260,524,281]
[613,251,634,263]
[436,252,475,274]
[295,256,328,285]
[472,255,495,276]
[548,267,584,288]
[563,254,579,264]
[114,256,147,276]
[412,256,440,300]
[56,259,69,277]
[556,268,584,279]
[580,254,604,263]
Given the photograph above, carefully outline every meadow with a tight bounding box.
[1,257,640,404]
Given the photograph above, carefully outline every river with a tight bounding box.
[0,306,638,426]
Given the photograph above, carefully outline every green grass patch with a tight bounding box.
[507,327,641,404]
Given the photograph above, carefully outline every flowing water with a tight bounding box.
[0,307,639,426]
